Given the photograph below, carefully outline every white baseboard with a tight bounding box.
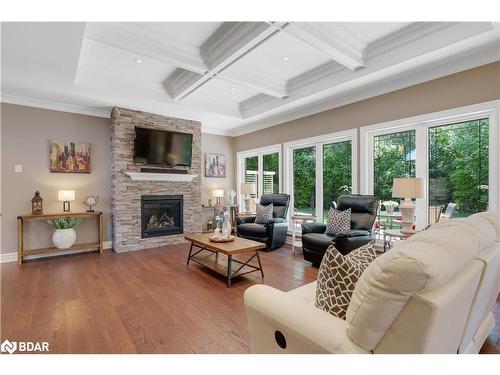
[0,241,113,263]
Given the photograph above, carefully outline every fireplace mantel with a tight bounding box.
[124,171,198,182]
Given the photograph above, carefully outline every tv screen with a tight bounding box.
[134,127,193,167]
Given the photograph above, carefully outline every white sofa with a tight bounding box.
[244,211,500,354]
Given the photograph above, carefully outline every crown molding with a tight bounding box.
[1,93,111,118]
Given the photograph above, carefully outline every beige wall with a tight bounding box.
[1,103,112,255]
[235,62,500,152]
[1,103,237,254]
[201,133,236,229]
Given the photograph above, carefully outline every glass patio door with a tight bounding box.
[428,118,489,218]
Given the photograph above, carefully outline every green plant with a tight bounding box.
[47,217,81,229]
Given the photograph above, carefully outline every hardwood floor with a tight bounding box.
[1,244,498,354]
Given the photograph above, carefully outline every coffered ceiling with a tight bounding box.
[1,22,499,135]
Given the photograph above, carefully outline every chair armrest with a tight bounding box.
[237,215,256,225]
[244,284,369,354]
[301,222,327,235]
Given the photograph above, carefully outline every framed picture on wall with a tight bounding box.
[205,153,226,178]
[50,140,91,173]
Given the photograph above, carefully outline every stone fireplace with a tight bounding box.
[110,107,202,252]
[141,195,183,238]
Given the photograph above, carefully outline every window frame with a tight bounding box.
[360,100,499,229]
[283,129,358,224]
[236,144,282,210]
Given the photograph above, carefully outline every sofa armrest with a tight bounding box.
[301,222,327,235]
[237,215,256,225]
[244,284,369,354]
[335,229,371,239]
[264,217,286,226]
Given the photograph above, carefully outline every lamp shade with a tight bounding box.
[212,189,225,198]
[241,183,256,195]
[58,190,75,202]
[392,178,424,198]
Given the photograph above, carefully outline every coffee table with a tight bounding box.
[383,228,415,251]
[185,233,266,287]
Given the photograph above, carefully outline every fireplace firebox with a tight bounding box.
[141,195,183,238]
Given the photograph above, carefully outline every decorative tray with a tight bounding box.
[208,235,235,243]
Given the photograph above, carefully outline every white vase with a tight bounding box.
[52,228,76,249]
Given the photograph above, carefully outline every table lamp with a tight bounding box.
[58,190,75,212]
[392,178,423,234]
[241,183,257,212]
[213,189,224,205]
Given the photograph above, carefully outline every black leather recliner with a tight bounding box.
[236,194,290,250]
[301,194,378,266]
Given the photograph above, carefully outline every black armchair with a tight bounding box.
[301,194,378,266]
[236,194,290,250]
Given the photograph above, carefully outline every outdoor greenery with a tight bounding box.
[47,217,82,229]
[293,146,316,214]
[373,130,416,206]
[322,141,352,209]
[428,119,489,216]
[263,152,279,194]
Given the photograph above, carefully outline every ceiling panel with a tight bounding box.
[83,39,178,82]
[235,31,333,81]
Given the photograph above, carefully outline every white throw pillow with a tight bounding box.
[325,207,351,235]
[255,203,274,224]
[315,242,377,320]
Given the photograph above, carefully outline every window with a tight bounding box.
[373,130,416,203]
[244,156,259,198]
[323,141,352,222]
[285,130,357,223]
[237,145,282,209]
[293,146,316,216]
[361,100,498,229]
[428,118,489,217]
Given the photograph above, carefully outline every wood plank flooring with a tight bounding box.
[1,244,498,354]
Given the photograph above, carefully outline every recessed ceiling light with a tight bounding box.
[282,56,289,61]
[231,87,235,91]
[134,58,143,64]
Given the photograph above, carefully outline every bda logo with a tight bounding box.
[1,339,17,354]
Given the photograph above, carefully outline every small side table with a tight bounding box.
[291,214,317,254]
[383,228,415,252]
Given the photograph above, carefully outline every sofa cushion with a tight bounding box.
[255,203,274,224]
[345,211,498,351]
[315,242,377,320]
[326,208,351,235]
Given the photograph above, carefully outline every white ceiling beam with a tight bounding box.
[164,22,288,100]
[282,22,366,71]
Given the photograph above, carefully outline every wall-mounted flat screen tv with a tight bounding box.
[134,127,193,167]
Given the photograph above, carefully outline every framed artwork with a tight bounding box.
[205,153,226,178]
[50,140,91,173]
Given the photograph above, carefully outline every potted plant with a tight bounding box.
[47,217,81,249]
[382,200,399,214]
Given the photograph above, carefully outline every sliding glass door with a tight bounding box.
[362,102,496,230]
[238,145,282,210]
[286,130,357,223]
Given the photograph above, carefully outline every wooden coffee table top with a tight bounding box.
[185,233,266,255]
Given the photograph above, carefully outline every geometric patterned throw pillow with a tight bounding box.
[255,203,274,224]
[325,207,351,235]
[315,241,377,320]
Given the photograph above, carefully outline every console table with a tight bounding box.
[17,211,103,265]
